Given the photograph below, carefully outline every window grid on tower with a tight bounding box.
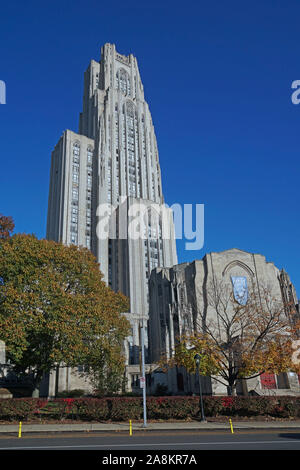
[134,111,141,198]
[126,102,137,197]
[121,106,126,192]
[107,158,112,202]
[141,117,149,199]
[70,142,80,244]
[86,146,93,249]
[114,105,120,201]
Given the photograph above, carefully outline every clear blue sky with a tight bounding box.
[0,0,300,294]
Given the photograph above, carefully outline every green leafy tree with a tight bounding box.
[0,234,130,396]
[86,349,127,396]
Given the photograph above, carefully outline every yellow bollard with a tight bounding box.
[18,421,22,438]
[129,419,132,436]
[229,418,234,434]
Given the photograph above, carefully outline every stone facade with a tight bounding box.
[148,249,300,396]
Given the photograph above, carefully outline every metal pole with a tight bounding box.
[197,364,206,422]
[141,322,147,428]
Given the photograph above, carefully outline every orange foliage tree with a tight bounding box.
[0,213,14,239]
[160,279,300,395]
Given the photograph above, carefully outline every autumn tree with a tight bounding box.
[0,213,14,240]
[161,278,300,395]
[85,346,127,396]
[0,234,130,396]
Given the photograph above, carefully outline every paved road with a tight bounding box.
[0,429,300,450]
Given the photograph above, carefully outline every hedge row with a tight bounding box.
[1,396,300,421]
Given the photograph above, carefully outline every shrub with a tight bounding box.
[108,397,142,421]
[202,396,224,416]
[72,398,110,421]
[1,396,300,422]
[0,398,48,421]
[43,399,72,420]
[147,397,199,420]
[275,397,300,418]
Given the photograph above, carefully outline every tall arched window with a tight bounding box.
[116,68,131,96]
[126,101,136,197]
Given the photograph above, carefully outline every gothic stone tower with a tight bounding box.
[46,44,177,390]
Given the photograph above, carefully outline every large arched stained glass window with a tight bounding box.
[116,68,131,96]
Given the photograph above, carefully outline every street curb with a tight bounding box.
[1,421,300,434]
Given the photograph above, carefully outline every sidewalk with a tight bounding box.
[1,420,300,434]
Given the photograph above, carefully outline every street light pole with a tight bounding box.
[140,322,147,428]
[194,353,206,423]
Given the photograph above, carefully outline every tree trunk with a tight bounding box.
[31,371,43,397]
[55,364,60,397]
[227,383,237,396]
